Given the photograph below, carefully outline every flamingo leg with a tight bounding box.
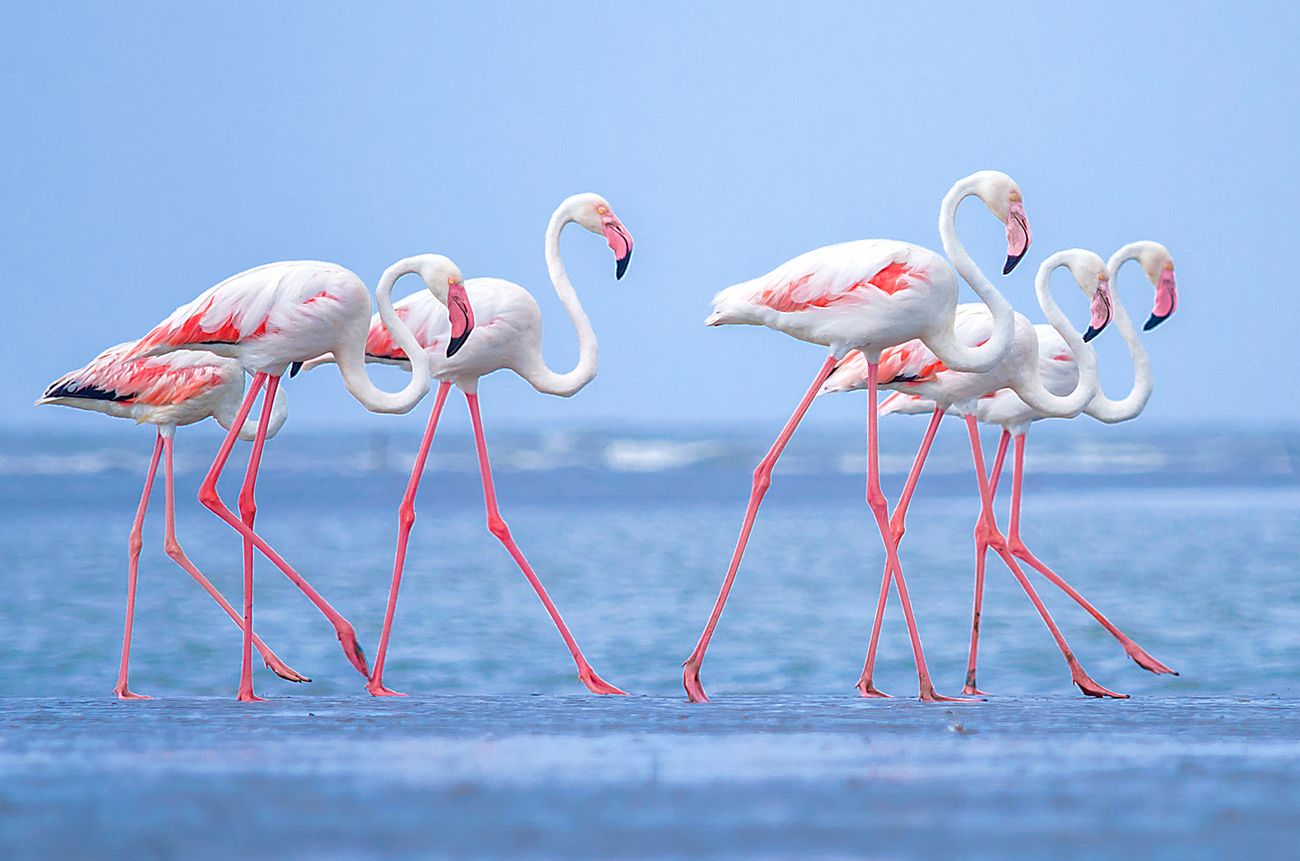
[113,433,163,700]
[158,431,309,684]
[961,415,1127,699]
[1005,433,1177,676]
[367,381,453,697]
[465,391,626,695]
[198,373,370,685]
[960,429,1009,696]
[855,406,944,698]
[682,356,837,703]
[863,366,973,703]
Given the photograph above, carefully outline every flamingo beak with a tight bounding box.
[1083,280,1113,343]
[602,216,633,280]
[1144,267,1178,331]
[446,282,475,358]
[1004,201,1032,275]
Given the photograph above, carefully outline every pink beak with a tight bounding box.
[446,282,475,357]
[1083,281,1113,343]
[1145,268,1178,331]
[1004,201,1032,274]
[602,215,634,280]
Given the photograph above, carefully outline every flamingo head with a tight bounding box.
[412,254,475,357]
[968,171,1033,274]
[1137,244,1178,332]
[568,193,634,280]
[1057,250,1113,343]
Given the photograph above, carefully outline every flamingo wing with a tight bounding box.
[133,262,348,357]
[741,242,935,314]
[43,342,234,406]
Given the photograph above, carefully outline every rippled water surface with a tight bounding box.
[1,426,1298,858]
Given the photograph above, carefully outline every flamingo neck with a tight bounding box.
[1086,244,1153,423]
[1014,252,1099,418]
[217,375,289,441]
[927,176,1015,374]
[335,260,433,414]
[519,205,599,397]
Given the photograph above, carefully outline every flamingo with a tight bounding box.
[874,241,1180,694]
[680,170,1034,703]
[128,255,474,700]
[36,342,309,698]
[824,249,1125,698]
[302,192,633,696]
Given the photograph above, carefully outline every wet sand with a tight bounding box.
[3,695,1298,859]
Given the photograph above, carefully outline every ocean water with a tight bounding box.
[1,422,1298,858]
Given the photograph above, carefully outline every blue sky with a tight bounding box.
[3,3,1297,433]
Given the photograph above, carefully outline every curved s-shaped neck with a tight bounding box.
[1086,243,1153,423]
[929,176,1015,374]
[335,261,433,414]
[519,206,599,397]
[1015,252,1099,418]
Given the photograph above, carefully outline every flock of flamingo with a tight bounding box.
[38,173,1179,703]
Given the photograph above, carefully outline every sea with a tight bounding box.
[1,420,1298,858]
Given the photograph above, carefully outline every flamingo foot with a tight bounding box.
[262,654,311,684]
[113,687,151,701]
[1073,672,1129,699]
[962,684,993,697]
[855,677,892,698]
[682,660,710,703]
[578,665,628,696]
[366,680,408,698]
[337,626,370,678]
[236,688,267,703]
[920,685,984,704]
[1124,644,1178,676]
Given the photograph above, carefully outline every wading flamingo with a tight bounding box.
[825,249,1125,698]
[681,170,1032,703]
[880,241,1179,694]
[37,342,308,698]
[302,193,632,696]
[129,255,474,700]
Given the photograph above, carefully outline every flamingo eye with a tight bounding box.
[596,205,608,215]
[1009,189,1022,204]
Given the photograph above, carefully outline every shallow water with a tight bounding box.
[1,426,1298,857]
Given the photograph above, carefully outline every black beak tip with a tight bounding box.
[1082,325,1102,343]
[615,252,631,281]
[446,332,470,358]
[1143,313,1168,332]
[1003,253,1024,275]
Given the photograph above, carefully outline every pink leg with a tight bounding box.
[855,406,944,698]
[114,433,163,700]
[234,378,275,702]
[160,432,308,683]
[961,416,1127,699]
[466,391,626,696]
[1005,433,1177,676]
[368,381,452,697]
[960,429,1009,696]
[198,374,370,685]
[682,356,837,703]
[863,365,972,703]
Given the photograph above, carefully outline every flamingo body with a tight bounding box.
[823,304,1047,408]
[707,241,961,357]
[134,262,373,376]
[359,277,548,386]
[40,341,278,433]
